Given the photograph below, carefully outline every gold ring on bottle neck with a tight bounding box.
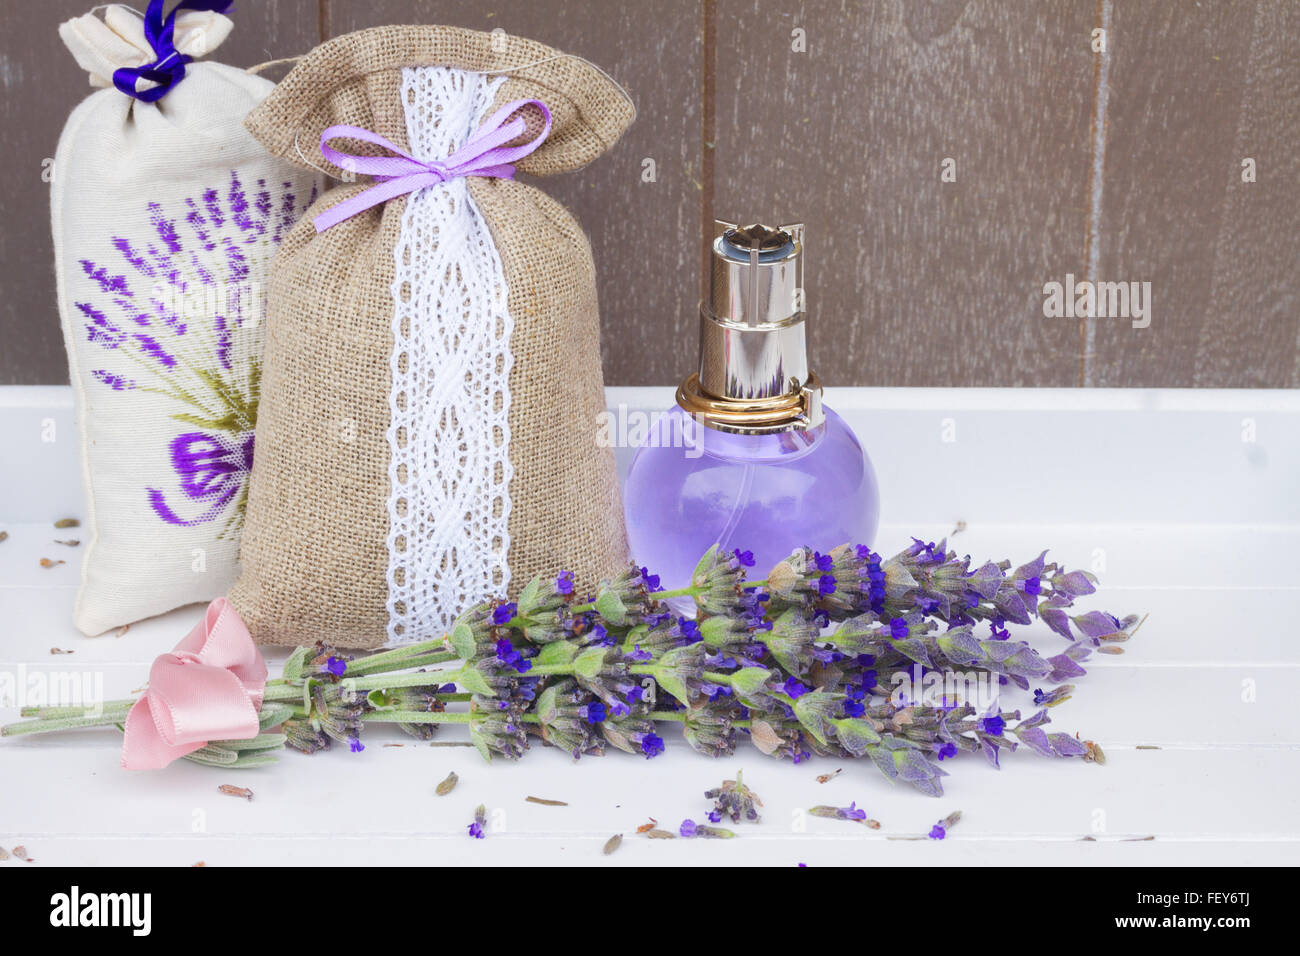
[675,372,823,434]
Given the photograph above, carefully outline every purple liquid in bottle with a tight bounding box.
[624,404,879,590]
[623,219,880,589]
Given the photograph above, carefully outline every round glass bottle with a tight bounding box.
[623,221,880,589]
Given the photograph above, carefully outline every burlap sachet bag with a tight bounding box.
[231,26,633,648]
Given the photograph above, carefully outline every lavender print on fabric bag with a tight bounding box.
[78,173,311,539]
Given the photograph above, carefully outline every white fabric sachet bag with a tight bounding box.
[51,2,318,635]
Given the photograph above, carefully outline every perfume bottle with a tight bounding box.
[623,221,880,589]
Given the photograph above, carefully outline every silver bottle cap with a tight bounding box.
[683,220,822,432]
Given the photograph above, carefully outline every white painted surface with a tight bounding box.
[1,386,1297,866]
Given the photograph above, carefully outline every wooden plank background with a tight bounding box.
[1,0,1295,387]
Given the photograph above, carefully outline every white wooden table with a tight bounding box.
[2,386,1297,866]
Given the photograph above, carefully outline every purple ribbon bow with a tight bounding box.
[112,0,234,103]
[312,98,553,232]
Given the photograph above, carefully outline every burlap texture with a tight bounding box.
[230,25,632,648]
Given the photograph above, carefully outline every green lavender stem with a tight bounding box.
[1,713,126,737]
[342,665,466,693]
[363,710,474,725]
[20,701,134,719]
[343,646,457,677]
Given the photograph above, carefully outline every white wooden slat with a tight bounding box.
[0,835,1294,868]
[1,743,1296,844]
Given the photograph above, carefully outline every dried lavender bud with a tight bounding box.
[603,833,623,855]
[468,702,529,761]
[764,607,824,677]
[526,796,568,806]
[536,681,606,759]
[682,707,735,757]
[519,604,575,645]
[704,768,763,823]
[809,801,869,822]
[680,818,735,839]
[450,603,498,660]
[54,518,80,529]
[218,784,254,801]
[644,643,706,706]
[307,682,370,753]
[697,612,762,659]
[928,810,962,839]
[396,721,438,741]
[765,547,829,605]
[468,804,487,839]
[691,545,763,623]
[1032,684,1074,707]
[749,718,813,764]
[593,563,660,625]
[435,771,458,796]
[514,571,577,623]
[601,714,666,759]
[283,718,330,754]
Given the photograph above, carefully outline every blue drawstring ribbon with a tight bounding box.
[112,0,234,103]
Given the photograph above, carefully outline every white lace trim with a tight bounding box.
[385,67,514,643]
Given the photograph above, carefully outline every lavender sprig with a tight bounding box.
[0,543,1138,797]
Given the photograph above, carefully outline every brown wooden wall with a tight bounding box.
[3,0,1296,387]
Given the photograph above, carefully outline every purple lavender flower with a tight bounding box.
[641,732,665,758]
[640,566,662,591]
[325,657,347,677]
[928,822,947,840]
[492,602,517,626]
[839,801,867,821]
[782,677,810,699]
[936,742,958,761]
[980,714,1006,737]
[584,701,607,724]
[554,570,575,596]
[348,738,365,753]
[679,819,698,838]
